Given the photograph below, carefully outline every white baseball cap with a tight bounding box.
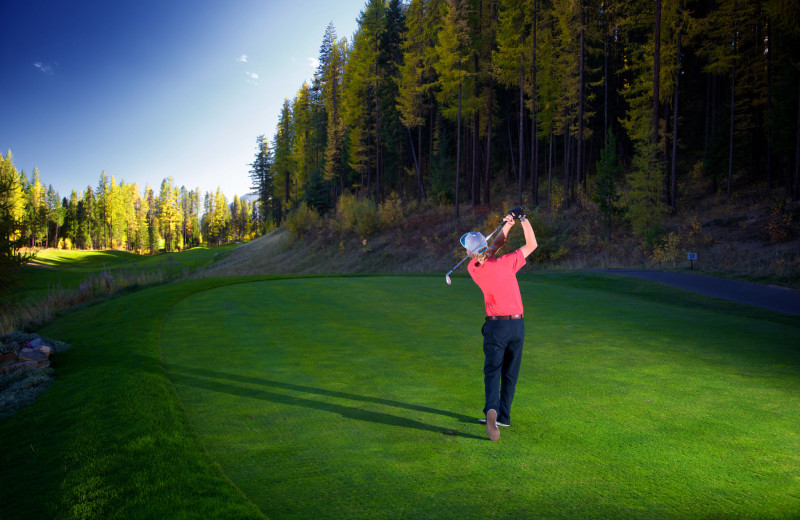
[461,231,487,255]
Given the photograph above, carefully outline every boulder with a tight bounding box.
[38,345,52,356]
[19,348,49,362]
[0,360,38,373]
[0,351,17,364]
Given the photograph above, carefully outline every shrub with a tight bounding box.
[766,200,794,244]
[649,215,712,265]
[526,208,569,263]
[379,193,404,229]
[333,193,380,236]
[549,182,566,213]
[285,203,321,240]
[353,200,380,236]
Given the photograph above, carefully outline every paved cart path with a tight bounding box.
[603,270,800,317]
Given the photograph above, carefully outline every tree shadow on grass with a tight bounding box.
[165,365,485,441]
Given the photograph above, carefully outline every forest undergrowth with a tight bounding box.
[205,180,800,288]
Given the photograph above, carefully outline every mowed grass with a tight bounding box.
[161,276,800,519]
[1,273,799,518]
[13,245,238,301]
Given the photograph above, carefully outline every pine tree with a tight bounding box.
[398,0,440,202]
[274,99,295,222]
[82,186,96,249]
[593,130,623,237]
[345,2,383,198]
[433,0,473,217]
[622,141,667,244]
[319,25,348,202]
[45,185,62,248]
[96,171,111,248]
[494,0,529,204]
[292,83,314,205]
[25,168,46,247]
[535,8,561,209]
[699,0,759,199]
[378,0,406,199]
[249,135,274,228]
[62,190,79,249]
[0,152,31,295]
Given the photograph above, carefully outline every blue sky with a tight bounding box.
[0,0,366,203]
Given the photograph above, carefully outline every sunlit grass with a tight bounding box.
[1,273,796,518]
[1,245,241,334]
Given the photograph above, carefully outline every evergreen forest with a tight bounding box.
[252,0,799,238]
[2,0,799,273]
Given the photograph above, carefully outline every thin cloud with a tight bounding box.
[238,54,248,63]
[308,57,319,69]
[33,62,55,75]
[246,71,259,84]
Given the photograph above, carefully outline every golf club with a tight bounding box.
[445,219,506,285]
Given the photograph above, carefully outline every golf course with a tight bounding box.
[2,252,799,519]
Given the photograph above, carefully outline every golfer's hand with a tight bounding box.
[509,206,526,220]
[503,215,515,227]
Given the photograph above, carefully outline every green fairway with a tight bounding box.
[1,273,799,518]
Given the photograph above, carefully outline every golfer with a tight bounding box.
[463,208,537,441]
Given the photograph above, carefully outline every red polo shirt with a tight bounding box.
[467,249,526,316]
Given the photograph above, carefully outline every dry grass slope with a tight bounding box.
[203,185,800,288]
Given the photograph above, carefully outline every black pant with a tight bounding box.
[482,319,524,425]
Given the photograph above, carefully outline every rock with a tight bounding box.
[0,351,17,364]
[0,360,38,373]
[19,348,49,362]
[38,345,52,356]
[29,337,44,348]
[37,360,51,368]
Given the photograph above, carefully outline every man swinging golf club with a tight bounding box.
[463,207,537,441]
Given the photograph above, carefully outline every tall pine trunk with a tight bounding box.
[548,130,554,210]
[671,32,681,210]
[375,82,382,202]
[603,5,608,148]
[728,67,735,200]
[576,0,585,195]
[456,81,462,218]
[408,127,422,203]
[766,22,773,189]
[472,117,479,206]
[419,126,425,202]
[794,79,800,201]
[531,0,539,207]
[518,68,525,205]
[653,0,661,145]
[727,0,737,201]
[484,78,494,206]
[703,74,711,179]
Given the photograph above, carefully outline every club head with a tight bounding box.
[445,274,452,285]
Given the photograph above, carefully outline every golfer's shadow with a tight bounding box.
[166,365,484,440]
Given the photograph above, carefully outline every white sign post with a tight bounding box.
[687,252,697,270]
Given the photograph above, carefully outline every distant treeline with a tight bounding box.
[250,0,799,242]
[0,154,260,254]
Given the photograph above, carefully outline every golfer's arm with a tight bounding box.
[519,219,537,258]
[489,220,514,256]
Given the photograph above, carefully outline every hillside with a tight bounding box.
[203,183,800,288]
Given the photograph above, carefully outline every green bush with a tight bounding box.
[285,203,321,239]
[333,193,380,236]
[379,192,404,229]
